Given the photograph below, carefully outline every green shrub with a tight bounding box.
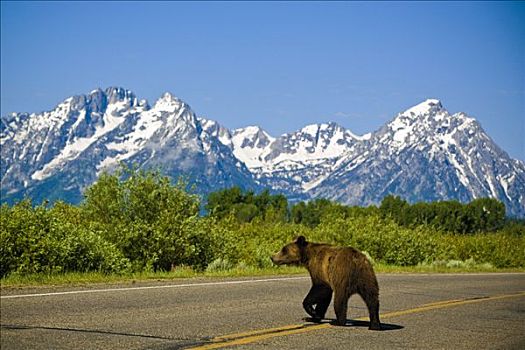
[0,200,129,277]
[82,167,210,271]
[206,258,234,272]
[1,171,523,280]
[61,228,130,273]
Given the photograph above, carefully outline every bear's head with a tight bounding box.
[271,236,308,266]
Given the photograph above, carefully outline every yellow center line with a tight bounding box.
[379,291,525,319]
[187,291,525,350]
[212,324,307,342]
[193,324,332,350]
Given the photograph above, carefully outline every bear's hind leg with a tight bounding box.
[359,289,381,330]
[365,297,381,330]
[332,290,348,326]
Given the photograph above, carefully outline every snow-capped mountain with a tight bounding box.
[311,99,525,217]
[225,123,365,200]
[1,87,259,203]
[2,88,524,217]
[1,87,146,202]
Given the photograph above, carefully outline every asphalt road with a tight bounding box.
[1,273,524,350]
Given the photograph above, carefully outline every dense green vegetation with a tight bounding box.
[379,195,506,233]
[1,169,524,280]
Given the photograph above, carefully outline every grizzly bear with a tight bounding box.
[271,236,381,330]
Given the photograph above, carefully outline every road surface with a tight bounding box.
[1,273,524,349]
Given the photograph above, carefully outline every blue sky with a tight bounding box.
[1,1,524,160]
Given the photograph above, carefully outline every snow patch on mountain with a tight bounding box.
[230,126,274,168]
[404,98,442,116]
[31,89,144,180]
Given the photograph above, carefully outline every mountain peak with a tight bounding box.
[81,87,140,110]
[160,91,179,100]
[300,122,338,135]
[404,98,443,117]
[232,126,274,148]
[154,92,185,112]
[103,87,137,104]
[234,125,263,134]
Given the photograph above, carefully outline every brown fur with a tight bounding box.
[271,236,381,330]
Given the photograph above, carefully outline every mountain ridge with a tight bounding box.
[1,87,524,217]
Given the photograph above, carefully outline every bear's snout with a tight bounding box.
[270,253,283,265]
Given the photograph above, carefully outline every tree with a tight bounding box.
[291,198,333,228]
[82,166,209,271]
[205,186,244,219]
[206,187,289,223]
[291,201,306,224]
[464,198,505,233]
[379,195,409,224]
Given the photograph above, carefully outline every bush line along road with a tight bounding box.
[1,273,524,349]
[2,169,523,280]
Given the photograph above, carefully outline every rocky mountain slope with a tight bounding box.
[2,88,524,216]
[1,87,259,203]
[311,99,525,217]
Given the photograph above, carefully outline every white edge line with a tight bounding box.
[1,276,309,299]
[3,273,522,300]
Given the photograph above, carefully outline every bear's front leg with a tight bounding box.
[303,284,332,321]
[302,287,318,319]
[312,285,332,319]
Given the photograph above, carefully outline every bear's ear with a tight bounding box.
[295,235,307,247]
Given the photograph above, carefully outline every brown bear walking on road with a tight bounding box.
[271,236,381,330]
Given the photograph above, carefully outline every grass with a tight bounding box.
[374,263,523,274]
[1,263,523,289]
[0,266,305,289]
